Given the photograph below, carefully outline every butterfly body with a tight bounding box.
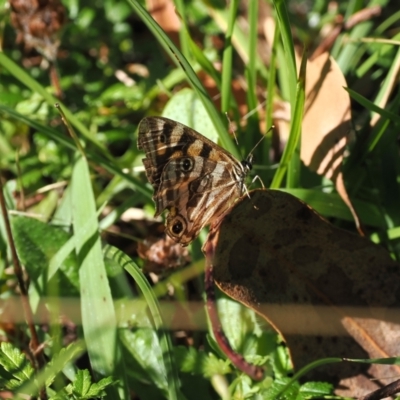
[138,117,251,245]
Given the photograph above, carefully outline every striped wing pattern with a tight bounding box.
[138,116,249,246]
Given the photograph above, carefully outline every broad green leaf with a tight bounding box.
[162,88,218,143]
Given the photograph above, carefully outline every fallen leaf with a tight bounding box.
[301,53,349,179]
[209,189,400,397]
[146,0,181,47]
[300,53,365,234]
[138,235,190,273]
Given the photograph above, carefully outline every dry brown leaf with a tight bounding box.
[138,235,190,273]
[146,0,181,47]
[198,71,250,118]
[300,53,365,234]
[209,189,400,397]
[301,53,350,179]
[10,0,66,62]
[9,0,66,97]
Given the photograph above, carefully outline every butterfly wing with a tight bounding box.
[138,117,237,187]
[160,156,245,245]
[138,116,247,245]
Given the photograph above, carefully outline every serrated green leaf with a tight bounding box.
[0,343,34,384]
[217,294,262,350]
[175,346,204,374]
[49,368,113,400]
[175,346,231,377]
[230,374,260,399]
[6,378,28,390]
[48,391,69,400]
[73,369,92,396]
[85,376,114,397]
[44,343,86,387]
[262,377,300,400]
[203,353,231,378]
[16,341,86,397]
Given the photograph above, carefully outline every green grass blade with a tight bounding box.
[266,24,279,131]
[356,32,400,78]
[344,356,400,365]
[106,245,181,400]
[0,105,152,199]
[335,20,375,75]
[245,0,260,143]
[128,0,238,158]
[71,156,118,376]
[272,0,297,106]
[174,0,190,60]
[210,8,269,80]
[371,45,400,122]
[270,53,305,188]
[275,357,342,398]
[345,88,400,125]
[345,87,400,170]
[221,0,239,114]
[286,49,306,188]
[0,52,104,151]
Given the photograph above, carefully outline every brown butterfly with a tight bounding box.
[137,117,252,246]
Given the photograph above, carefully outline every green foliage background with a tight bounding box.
[0,0,400,398]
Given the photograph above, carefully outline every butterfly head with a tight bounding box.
[240,130,269,175]
[241,154,253,173]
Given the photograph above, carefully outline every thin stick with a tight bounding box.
[15,150,25,211]
[203,236,264,381]
[359,378,400,400]
[55,103,86,157]
[0,179,47,399]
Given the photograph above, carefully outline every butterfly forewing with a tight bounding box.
[138,116,250,245]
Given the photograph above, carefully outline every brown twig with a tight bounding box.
[203,233,264,381]
[15,151,25,211]
[311,6,381,60]
[49,62,63,99]
[0,178,47,399]
[359,378,400,400]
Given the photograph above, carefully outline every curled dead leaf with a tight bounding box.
[138,235,190,273]
[207,189,400,397]
[10,0,66,62]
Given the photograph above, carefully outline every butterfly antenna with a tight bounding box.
[225,112,239,145]
[246,125,275,161]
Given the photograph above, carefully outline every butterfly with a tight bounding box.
[137,116,253,246]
